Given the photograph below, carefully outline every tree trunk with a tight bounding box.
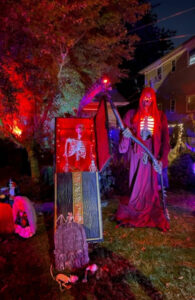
[26,144,40,183]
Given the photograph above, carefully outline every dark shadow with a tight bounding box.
[43,211,55,264]
[168,205,195,217]
[70,245,164,300]
[0,139,31,182]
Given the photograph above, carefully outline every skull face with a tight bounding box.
[142,92,153,108]
[75,124,85,136]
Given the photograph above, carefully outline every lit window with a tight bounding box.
[157,67,162,80]
[187,95,195,112]
[189,49,195,65]
[170,99,176,112]
[172,60,176,72]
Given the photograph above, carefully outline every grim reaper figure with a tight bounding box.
[115,87,170,232]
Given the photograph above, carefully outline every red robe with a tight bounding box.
[115,109,170,231]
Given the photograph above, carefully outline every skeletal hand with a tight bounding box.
[122,127,132,138]
[153,159,162,174]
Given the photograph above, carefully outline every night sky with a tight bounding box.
[151,0,195,47]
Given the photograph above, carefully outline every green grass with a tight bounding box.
[101,198,195,300]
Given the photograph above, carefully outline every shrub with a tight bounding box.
[169,151,195,192]
[99,128,129,197]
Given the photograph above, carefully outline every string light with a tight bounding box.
[168,123,184,146]
[168,123,185,164]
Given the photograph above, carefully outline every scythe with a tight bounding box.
[106,91,170,223]
[77,78,169,222]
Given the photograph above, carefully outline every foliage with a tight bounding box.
[99,128,129,197]
[0,0,149,113]
[0,0,149,180]
[0,59,55,181]
[0,60,51,144]
[169,151,195,192]
[183,113,195,139]
[107,155,130,196]
[12,175,53,203]
[99,164,115,198]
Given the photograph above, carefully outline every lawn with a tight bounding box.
[0,191,194,300]
[101,196,194,300]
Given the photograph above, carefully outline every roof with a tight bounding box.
[109,88,129,104]
[95,88,129,105]
[82,89,129,112]
[139,35,195,74]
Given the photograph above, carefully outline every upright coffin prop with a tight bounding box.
[54,99,110,245]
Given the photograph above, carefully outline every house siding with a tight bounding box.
[157,51,195,115]
[142,38,195,118]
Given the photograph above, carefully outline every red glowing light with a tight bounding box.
[12,121,22,137]
[102,78,109,84]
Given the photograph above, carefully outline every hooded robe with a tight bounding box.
[115,88,170,231]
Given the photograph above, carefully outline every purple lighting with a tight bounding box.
[193,162,195,174]
[77,78,111,116]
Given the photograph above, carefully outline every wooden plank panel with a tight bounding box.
[82,172,103,242]
[55,172,103,242]
[57,173,73,218]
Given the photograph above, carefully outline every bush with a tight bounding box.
[99,155,129,198]
[169,151,195,192]
[17,175,54,202]
[99,128,129,198]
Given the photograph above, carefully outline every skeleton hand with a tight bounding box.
[153,159,162,174]
[122,127,132,138]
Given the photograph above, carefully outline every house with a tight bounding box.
[139,36,195,146]
[80,88,129,128]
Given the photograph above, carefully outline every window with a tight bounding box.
[187,95,195,112]
[172,60,176,72]
[170,99,176,112]
[157,67,162,80]
[189,49,195,65]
